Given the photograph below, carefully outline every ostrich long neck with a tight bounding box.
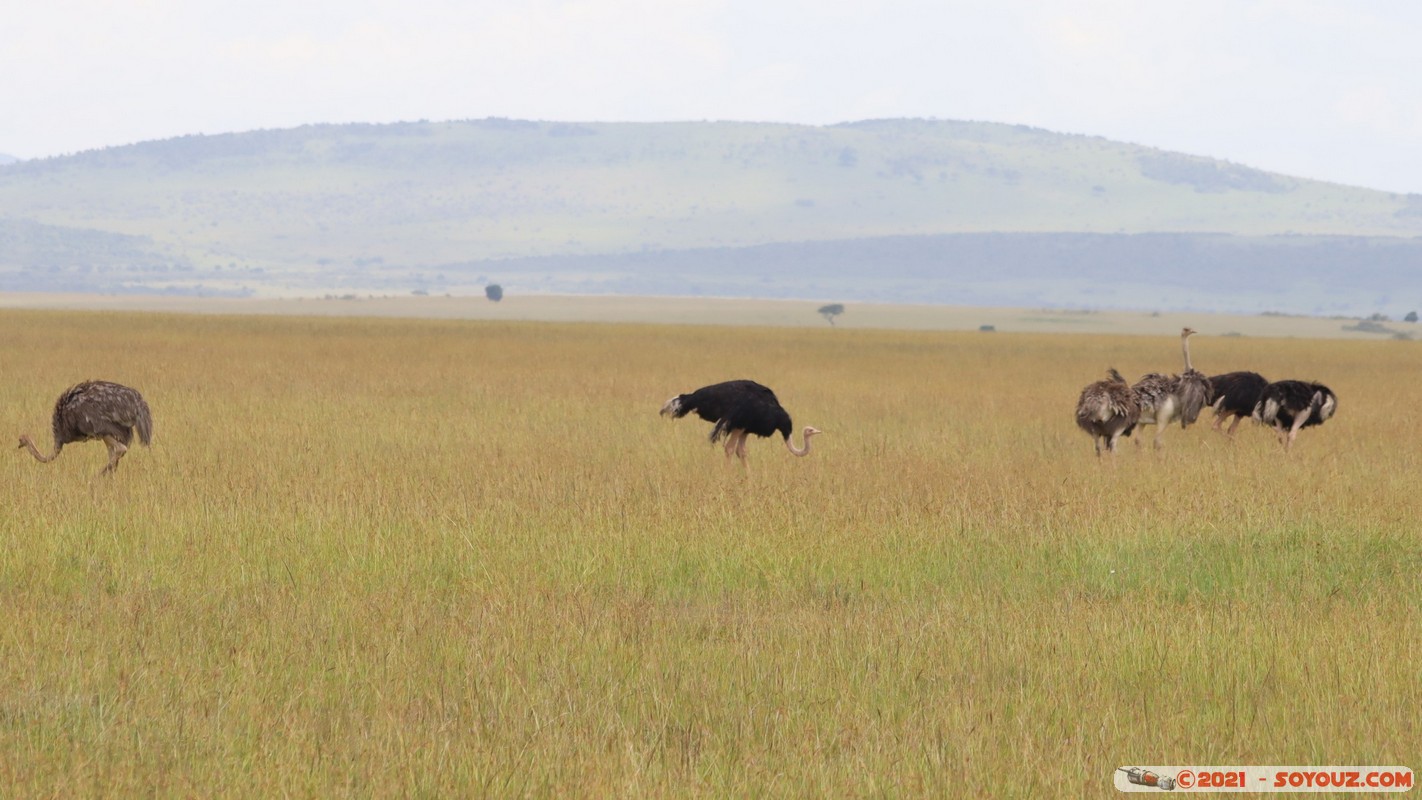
[1181,334,1194,371]
[784,428,814,457]
[20,436,60,463]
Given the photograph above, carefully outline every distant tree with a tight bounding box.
[485,284,503,302]
[818,303,845,326]
[1407,311,1418,323]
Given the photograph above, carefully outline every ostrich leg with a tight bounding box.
[1107,430,1125,454]
[1226,414,1245,437]
[722,429,745,461]
[1211,410,1227,433]
[735,431,750,462]
[101,436,128,475]
[1284,409,1312,451]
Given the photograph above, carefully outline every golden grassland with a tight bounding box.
[1,309,1419,797]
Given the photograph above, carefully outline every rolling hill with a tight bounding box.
[1,118,1420,314]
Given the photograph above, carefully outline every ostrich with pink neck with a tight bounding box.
[660,379,821,464]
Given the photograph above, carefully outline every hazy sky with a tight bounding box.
[4,0,1420,193]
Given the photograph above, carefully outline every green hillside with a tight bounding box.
[1,118,1420,305]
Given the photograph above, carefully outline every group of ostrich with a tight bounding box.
[1075,327,1338,456]
[14,377,818,476]
[16,328,1336,476]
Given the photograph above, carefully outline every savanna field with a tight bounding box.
[1,309,1419,797]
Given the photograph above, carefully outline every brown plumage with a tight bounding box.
[1075,368,1140,456]
[1130,372,1178,437]
[18,381,153,476]
[1175,328,1211,427]
[1131,327,1211,448]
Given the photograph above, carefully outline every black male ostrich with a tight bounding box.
[1253,380,1337,451]
[19,381,153,475]
[1075,368,1140,456]
[1207,371,1269,437]
[660,379,821,464]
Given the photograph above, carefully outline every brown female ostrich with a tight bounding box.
[1075,368,1140,456]
[19,381,153,476]
[1207,371,1269,437]
[660,379,820,464]
[1130,327,1212,448]
[1174,328,1213,424]
[1253,380,1337,451]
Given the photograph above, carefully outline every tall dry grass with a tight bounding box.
[1,310,1418,797]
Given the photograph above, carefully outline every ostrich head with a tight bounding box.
[1179,327,1200,372]
[783,425,822,457]
[18,434,59,463]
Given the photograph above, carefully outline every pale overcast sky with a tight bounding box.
[4,0,1420,193]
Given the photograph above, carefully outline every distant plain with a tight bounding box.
[2,291,1417,340]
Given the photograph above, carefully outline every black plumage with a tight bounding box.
[660,379,820,463]
[662,380,782,437]
[1207,371,1269,436]
[1253,380,1337,450]
[19,380,153,475]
